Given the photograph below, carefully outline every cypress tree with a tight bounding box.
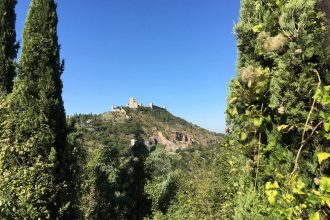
[0,0,67,218]
[227,0,330,218]
[226,0,274,161]
[0,0,18,96]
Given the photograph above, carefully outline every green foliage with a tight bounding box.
[148,145,241,220]
[0,0,69,218]
[62,118,87,219]
[227,0,330,219]
[81,142,150,219]
[74,115,151,219]
[139,107,188,125]
[0,0,18,96]
[0,148,57,219]
[144,146,179,214]
[233,175,269,220]
[71,108,226,219]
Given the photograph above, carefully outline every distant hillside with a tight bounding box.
[70,107,223,152]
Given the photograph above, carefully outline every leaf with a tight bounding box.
[324,85,330,92]
[282,193,294,204]
[255,3,261,12]
[277,124,289,132]
[253,24,263,33]
[264,115,271,123]
[321,196,330,207]
[320,111,328,120]
[312,189,321,196]
[320,177,330,192]
[228,139,235,145]
[317,152,330,164]
[228,107,238,116]
[240,132,248,141]
[324,122,330,132]
[229,97,238,104]
[253,117,263,128]
[309,212,320,220]
[316,11,325,19]
[313,88,323,102]
[265,181,280,190]
[275,0,283,7]
[292,178,306,195]
[307,194,321,205]
[322,94,330,106]
[265,190,278,205]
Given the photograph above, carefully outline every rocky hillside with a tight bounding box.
[71,107,223,152]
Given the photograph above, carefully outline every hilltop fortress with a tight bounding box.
[112,97,166,112]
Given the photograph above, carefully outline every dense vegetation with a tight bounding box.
[226,0,330,219]
[0,0,75,218]
[0,0,18,96]
[70,120,235,219]
[64,108,222,219]
[0,0,329,219]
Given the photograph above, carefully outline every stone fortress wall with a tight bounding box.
[112,97,166,112]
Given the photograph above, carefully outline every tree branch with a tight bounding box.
[291,69,321,177]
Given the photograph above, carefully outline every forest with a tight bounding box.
[0,0,329,219]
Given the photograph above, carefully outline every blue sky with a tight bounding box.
[15,0,240,133]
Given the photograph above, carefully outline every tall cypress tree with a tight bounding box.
[227,0,330,219]
[0,0,67,218]
[226,0,274,161]
[0,0,18,96]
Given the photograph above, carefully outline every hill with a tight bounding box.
[70,106,223,152]
[67,105,223,219]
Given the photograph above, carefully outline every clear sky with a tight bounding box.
[15,0,240,133]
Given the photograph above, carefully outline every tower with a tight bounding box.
[128,97,139,108]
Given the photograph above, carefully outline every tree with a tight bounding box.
[80,134,150,219]
[0,0,68,218]
[0,0,18,96]
[149,145,241,220]
[227,0,330,218]
[144,145,178,215]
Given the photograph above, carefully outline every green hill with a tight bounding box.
[70,106,223,152]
